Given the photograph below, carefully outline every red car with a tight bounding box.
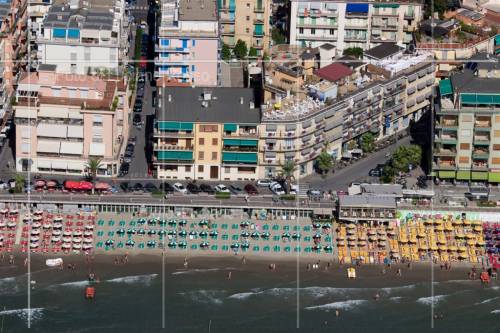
[244,184,258,195]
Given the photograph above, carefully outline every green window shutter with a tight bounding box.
[471,172,488,180]
[222,152,257,163]
[223,139,241,146]
[179,122,193,131]
[438,171,455,179]
[157,151,193,160]
[158,121,180,130]
[223,123,237,132]
[461,94,477,104]
[488,172,500,182]
[373,3,400,8]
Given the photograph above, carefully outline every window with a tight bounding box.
[212,138,218,145]
[192,40,196,47]
[246,28,250,33]
[199,138,205,145]
[299,28,304,34]
[225,167,230,173]
[212,152,217,160]
[21,143,30,153]
[495,115,500,122]
[494,130,500,138]
[198,151,204,160]
[53,88,61,97]
[462,115,472,122]
[246,16,250,21]
[492,157,500,164]
[185,166,191,172]
[459,156,469,164]
[198,165,204,172]
[493,144,500,151]
[93,115,103,127]
[329,29,334,35]
[300,164,306,175]
[460,143,470,150]
[191,65,195,71]
[81,89,88,99]
[461,130,471,137]
[199,125,218,132]
[311,28,316,35]
[246,3,250,8]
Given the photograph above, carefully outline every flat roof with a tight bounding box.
[157,87,261,124]
[179,0,217,21]
[361,184,403,196]
[44,4,115,30]
[339,195,396,209]
[450,66,500,94]
[364,43,404,60]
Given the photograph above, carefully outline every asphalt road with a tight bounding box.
[304,136,411,191]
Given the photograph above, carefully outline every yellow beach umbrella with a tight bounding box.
[473,226,482,233]
[358,240,367,247]
[458,246,467,252]
[458,253,469,259]
[448,246,458,252]
[337,235,345,241]
[346,224,356,229]
[466,240,475,246]
[347,235,356,241]
[455,233,465,239]
[348,241,356,247]
[438,245,448,252]
[436,239,446,245]
[429,245,439,251]
[358,235,367,241]
[452,220,463,226]
[463,220,472,226]
[367,229,376,236]
[476,240,485,246]
[471,220,481,226]
[419,244,429,250]
[387,225,394,230]
[369,235,378,242]
[435,225,444,232]
[409,238,417,244]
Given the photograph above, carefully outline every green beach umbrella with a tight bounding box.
[159,219,167,226]
[168,219,177,227]
[200,242,209,248]
[168,230,177,236]
[137,229,146,235]
[241,231,250,238]
[178,241,187,248]
[251,231,260,239]
[179,220,187,226]
[168,241,177,248]
[292,233,301,240]
[230,243,240,249]
[209,230,218,238]
[148,229,157,236]
[179,230,187,238]
[127,228,136,235]
[189,230,197,236]
[117,228,126,235]
[126,240,135,247]
[199,231,208,238]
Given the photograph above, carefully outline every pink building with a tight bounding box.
[155,0,218,86]
[13,64,131,176]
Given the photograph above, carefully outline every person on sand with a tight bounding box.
[373,293,380,301]
[396,268,402,277]
[335,310,340,317]
[242,256,246,265]
[227,271,232,280]
[183,257,189,269]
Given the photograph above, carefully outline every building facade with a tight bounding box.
[37,0,130,75]
[154,87,260,180]
[260,52,435,179]
[289,0,422,53]
[218,0,271,55]
[13,65,131,176]
[434,54,500,184]
[155,0,219,86]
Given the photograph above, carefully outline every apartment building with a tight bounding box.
[289,0,422,53]
[37,0,130,74]
[260,45,434,179]
[434,53,500,184]
[153,87,260,180]
[155,0,218,86]
[218,0,271,55]
[27,0,53,67]
[0,0,28,130]
[13,64,131,176]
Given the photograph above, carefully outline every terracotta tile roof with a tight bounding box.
[315,63,353,82]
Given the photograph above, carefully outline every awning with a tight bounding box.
[89,143,105,156]
[95,182,111,190]
[285,151,295,158]
[37,160,52,169]
[265,139,276,144]
[37,124,67,138]
[302,120,312,129]
[346,3,368,13]
[488,172,500,183]
[439,79,453,96]
[301,148,311,156]
[222,152,257,164]
[438,171,455,179]
[67,111,83,119]
[38,107,68,118]
[471,171,488,180]
[67,125,83,138]
[51,161,67,170]
[15,108,37,119]
[456,170,471,180]
[157,121,193,131]
[264,152,276,158]
[302,135,312,143]
[286,124,296,131]
[373,3,399,8]
[37,140,60,153]
[67,161,85,171]
[223,123,237,132]
[60,141,83,155]
[265,124,277,131]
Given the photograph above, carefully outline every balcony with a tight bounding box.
[254,6,265,13]
[344,35,367,42]
[344,25,368,30]
[155,45,190,53]
[435,135,457,144]
[404,12,415,19]
[222,146,258,152]
[153,144,193,151]
[435,160,456,170]
[473,135,490,145]
[472,162,488,171]
[472,148,489,159]
[474,120,491,129]
[435,120,458,129]
[154,129,194,138]
[434,147,456,156]
[153,151,194,163]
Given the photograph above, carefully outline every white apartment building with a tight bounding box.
[289,0,423,54]
[37,0,130,74]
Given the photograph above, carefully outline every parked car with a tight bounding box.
[159,182,174,194]
[123,152,133,164]
[270,183,285,195]
[200,184,215,194]
[215,184,230,193]
[256,179,273,187]
[128,136,137,146]
[133,183,144,193]
[173,182,187,194]
[229,185,242,194]
[244,184,258,195]
[144,183,157,193]
[368,168,382,177]
[0,181,8,190]
[133,114,142,126]
[307,189,323,197]
[119,163,129,176]
[186,182,200,194]
[120,182,130,192]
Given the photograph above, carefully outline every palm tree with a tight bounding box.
[279,160,297,194]
[315,142,333,177]
[86,157,102,180]
[14,174,25,194]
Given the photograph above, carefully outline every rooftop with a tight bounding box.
[364,43,405,61]
[179,0,217,21]
[157,87,261,124]
[339,195,396,209]
[360,184,403,196]
[43,3,116,31]
[315,63,352,82]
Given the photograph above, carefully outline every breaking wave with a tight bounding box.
[305,300,367,311]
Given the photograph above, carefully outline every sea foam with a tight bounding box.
[305,300,367,311]
[416,295,447,306]
[172,268,236,275]
[180,289,224,305]
[0,308,44,323]
[491,309,500,314]
[475,296,500,305]
[106,274,158,285]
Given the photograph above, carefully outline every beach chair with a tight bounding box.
[119,221,126,227]
[304,247,311,253]
[293,225,300,231]
[221,224,228,230]
[191,244,198,250]
[304,236,311,242]
[273,245,281,252]
[273,236,280,241]
[283,225,290,231]
[263,225,269,231]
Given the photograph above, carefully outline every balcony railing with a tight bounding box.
[154,129,194,138]
[434,148,456,156]
[153,144,193,151]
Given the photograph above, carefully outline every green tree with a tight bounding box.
[347,140,358,150]
[424,0,447,19]
[86,157,103,180]
[391,145,422,173]
[14,174,25,194]
[279,160,297,194]
[248,47,258,58]
[342,47,363,59]
[233,39,248,60]
[381,165,395,183]
[315,143,333,176]
[271,27,286,45]
[360,132,375,153]
[221,43,232,61]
